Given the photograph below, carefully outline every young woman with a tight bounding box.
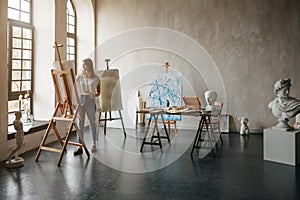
[74,58,100,155]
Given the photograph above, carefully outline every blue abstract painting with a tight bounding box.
[148,73,182,120]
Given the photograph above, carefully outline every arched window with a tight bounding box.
[66,0,77,68]
[7,0,33,124]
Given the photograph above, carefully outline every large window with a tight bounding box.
[7,0,33,124]
[66,0,76,66]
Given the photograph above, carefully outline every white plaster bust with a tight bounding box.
[268,78,300,130]
[204,90,217,111]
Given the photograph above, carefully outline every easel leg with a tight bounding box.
[191,117,204,156]
[57,128,71,166]
[104,112,107,135]
[35,119,54,162]
[140,117,152,152]
[73,122,90,158]
[53,125,64,147]
[154,115,162,148]
[161,114,170,143]
[118,110,127,137]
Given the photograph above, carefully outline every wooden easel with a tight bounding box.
[97,59,126,137]
[35,42,90,166]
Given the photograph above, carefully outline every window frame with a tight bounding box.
[66,0,77,70]
[7,0,34,125]
[7,20,34,123]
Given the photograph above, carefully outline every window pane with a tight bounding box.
[69,54,75,61]
[12,70,22,80]
[12,60,22,69]
[21,81,31,91]
[20,12,30,23]
[69,16,75,25]
[13,26,22,37]
[22,71,31,79]
[67,1,75,16]
[8,0,20,9]
[12,49,22,59]
[23,28,32,39]
[23,39,31,49]
[69,47,75,54]
[11,81,21,92]
[68,25,75,34]
[68,37,74,45]
[8,100,20,113]
[21,1,30,12]
[8,0,31,22]
[23,60,31,69]
[23,50,31,59]
[8,8,20,21]
[13,38,22,48]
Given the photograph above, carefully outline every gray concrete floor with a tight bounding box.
[1,127,300,200]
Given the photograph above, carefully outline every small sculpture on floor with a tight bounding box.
[5,111,25,168]
[238,117,249,136]
[204,90,217,111]
[268,78,300,130]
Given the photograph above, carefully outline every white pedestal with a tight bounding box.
[264,128,300,166]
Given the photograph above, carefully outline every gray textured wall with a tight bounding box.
[96,0,300,132]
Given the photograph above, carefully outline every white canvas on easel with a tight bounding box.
[96,69,123,112]
[52,60,78,106]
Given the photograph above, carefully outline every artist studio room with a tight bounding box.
[0,0,300,199]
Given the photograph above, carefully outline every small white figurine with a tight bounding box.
[5,111,25,168]
[238,117,249,136]
[204,90,218,111]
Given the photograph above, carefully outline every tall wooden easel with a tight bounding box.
[35,42,90,166]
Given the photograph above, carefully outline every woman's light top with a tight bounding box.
[76,74,100,96]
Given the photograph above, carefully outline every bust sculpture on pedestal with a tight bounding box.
[5,111,25,168]
[204,90,217,111]
[268,78,300,131]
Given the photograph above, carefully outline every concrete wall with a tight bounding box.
[95,0,300,132]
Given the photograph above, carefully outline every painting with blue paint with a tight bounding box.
[148,73,182,121]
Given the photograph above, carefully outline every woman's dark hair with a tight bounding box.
[82,58,95,77]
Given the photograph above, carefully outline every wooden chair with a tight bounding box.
[182,96,201,110]
[209,101,224,144]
